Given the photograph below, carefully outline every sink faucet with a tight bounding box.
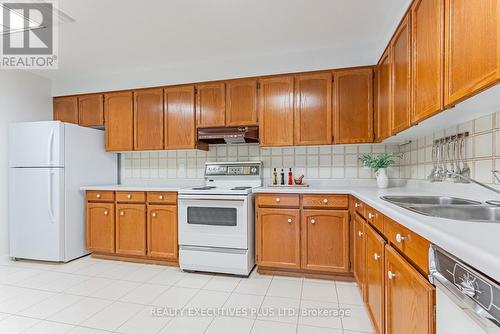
[446,171,500,196]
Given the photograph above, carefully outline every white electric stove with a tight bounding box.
[178,161,263,276]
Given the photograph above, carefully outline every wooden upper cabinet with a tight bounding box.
[411,0,445,124]
[294,73,332,146]
[353,213,366,298]
[256,208,300,269]
[147,205,178,260]
[385,245,435,334]
[301,209,349,272]
[225,78,258,126]
[104,91,134,152]
[86,202,115,253]
[196,82,226,127]
[134,88,164,151]
[376,49,392,142]
[53,96,78,124]
[78,94,104,127]
[164,85,196,149]
[445,0,500,106]
[116,204,147,256]
[259,76,295,147]
[391,13,412,135]
[334,68,374,144]
[365,223,386,334]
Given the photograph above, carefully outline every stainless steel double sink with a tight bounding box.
[381,195,500,223]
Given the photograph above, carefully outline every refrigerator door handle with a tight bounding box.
[48,170,55,223]
[47,129,55,165]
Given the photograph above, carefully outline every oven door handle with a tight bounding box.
[178,195,247,201]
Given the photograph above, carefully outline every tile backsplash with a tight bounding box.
[121,143,401,183]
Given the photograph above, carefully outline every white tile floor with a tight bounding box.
[0,256,374,334]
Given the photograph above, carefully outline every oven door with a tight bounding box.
[178,194,249,249]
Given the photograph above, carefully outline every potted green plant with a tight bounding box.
[359,152,403,188]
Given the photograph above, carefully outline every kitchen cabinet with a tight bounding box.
[256,208,301,269]
[294,72,332,146]
[225,78,258,126]
[391,13,412,134]
[104,91,134,151]
[365,222,386,334]
[353,213,366,298]
[258,75,295,147]
[164,85,197,149]
[385,245,435,334]
[147,205,178,260]
[411,0,444,124]
[134,88,164,150]
[78,94,104,127]
[196,82,226,128]
[115,204,147,256]
[301,209,349,272]
[334,68,374,144]
[376,49,392,142]
[86,202,115,253]
[444,0,500,107]
[53,96,78,124]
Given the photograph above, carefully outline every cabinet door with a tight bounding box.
[53,96,78,124]
[334,68,373,144]
[164,85,196,150]
[353,213,366,298]
[256,208,300,269]
[411,0,445,123]
[78,94,104,127]
[147,205,178,260]
[226,78,258,126]
[294,73,332,146]
[365,223,386,334]
[376,49,392,142]
[116,204,146,256]
[86,203,115,253]
[301,209,349,272]
[196,82,226,127]
[134,88,164,150]
[258,76,294,147]
[104,91,134,151]
[445,0,500,106]
[385,245,435,334]
[391,13,412,135]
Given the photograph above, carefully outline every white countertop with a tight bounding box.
[254,181,500,282]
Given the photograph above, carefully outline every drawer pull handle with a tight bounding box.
[311,219,316,224]
[373,253,381,261]
[287,218,292,224]
[358,231,363,237]
[368,213,375,219]
[395,233,406,243]
[96,194,101,199]
[355,203,360,208]
[323,198,328,204]
[120,211,125,216]
[127,194,132,199]
[104,211,109,215]
[276,198,281,203]
[387,271,396,280]
[159,195,164,200]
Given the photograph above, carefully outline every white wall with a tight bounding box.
[0,71,52,256]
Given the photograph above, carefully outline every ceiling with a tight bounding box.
[31,0,412,95]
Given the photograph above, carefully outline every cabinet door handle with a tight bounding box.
[276,198,281,203]
[310,219,316,224]
[323,198,328,204]
[358,231,363,237]
[120,211,125,216]
[368,213,375,219]
[104,211,109,215]
[355,203,360,208]
[396,233,406,243]
[287,218,292,224]
[373,253,381,261]
[152,212,157,217]
[387,271,396,280]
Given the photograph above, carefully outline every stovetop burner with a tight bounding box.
[231,186,252,190]
[191,186,217,190]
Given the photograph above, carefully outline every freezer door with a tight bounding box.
[9,168,64,261]
[9,121,64,167]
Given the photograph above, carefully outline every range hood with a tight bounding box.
[197,126,259,144]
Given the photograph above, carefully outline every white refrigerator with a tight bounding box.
[9,121,117,262]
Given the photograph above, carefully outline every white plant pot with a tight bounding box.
[376,168,389,189]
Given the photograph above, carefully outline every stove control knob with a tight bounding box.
[250,167,257,174]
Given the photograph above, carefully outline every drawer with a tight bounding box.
[384,216,430,274]
[147,192,177,204]
[365,205,384,233]
[256,194,300,208]
[116,191,146,203]
[86,190,114,202]
[302,194,348,209]
[353,199,366,218]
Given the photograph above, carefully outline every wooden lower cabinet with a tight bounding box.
[115,204,147,256]
[256,208,301,269]
[86,202,115,253]
[301,209,349,272]
[147,205,178,260]
[365,223,386,334]
[385,245,435,334]
[353,213,366,297]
